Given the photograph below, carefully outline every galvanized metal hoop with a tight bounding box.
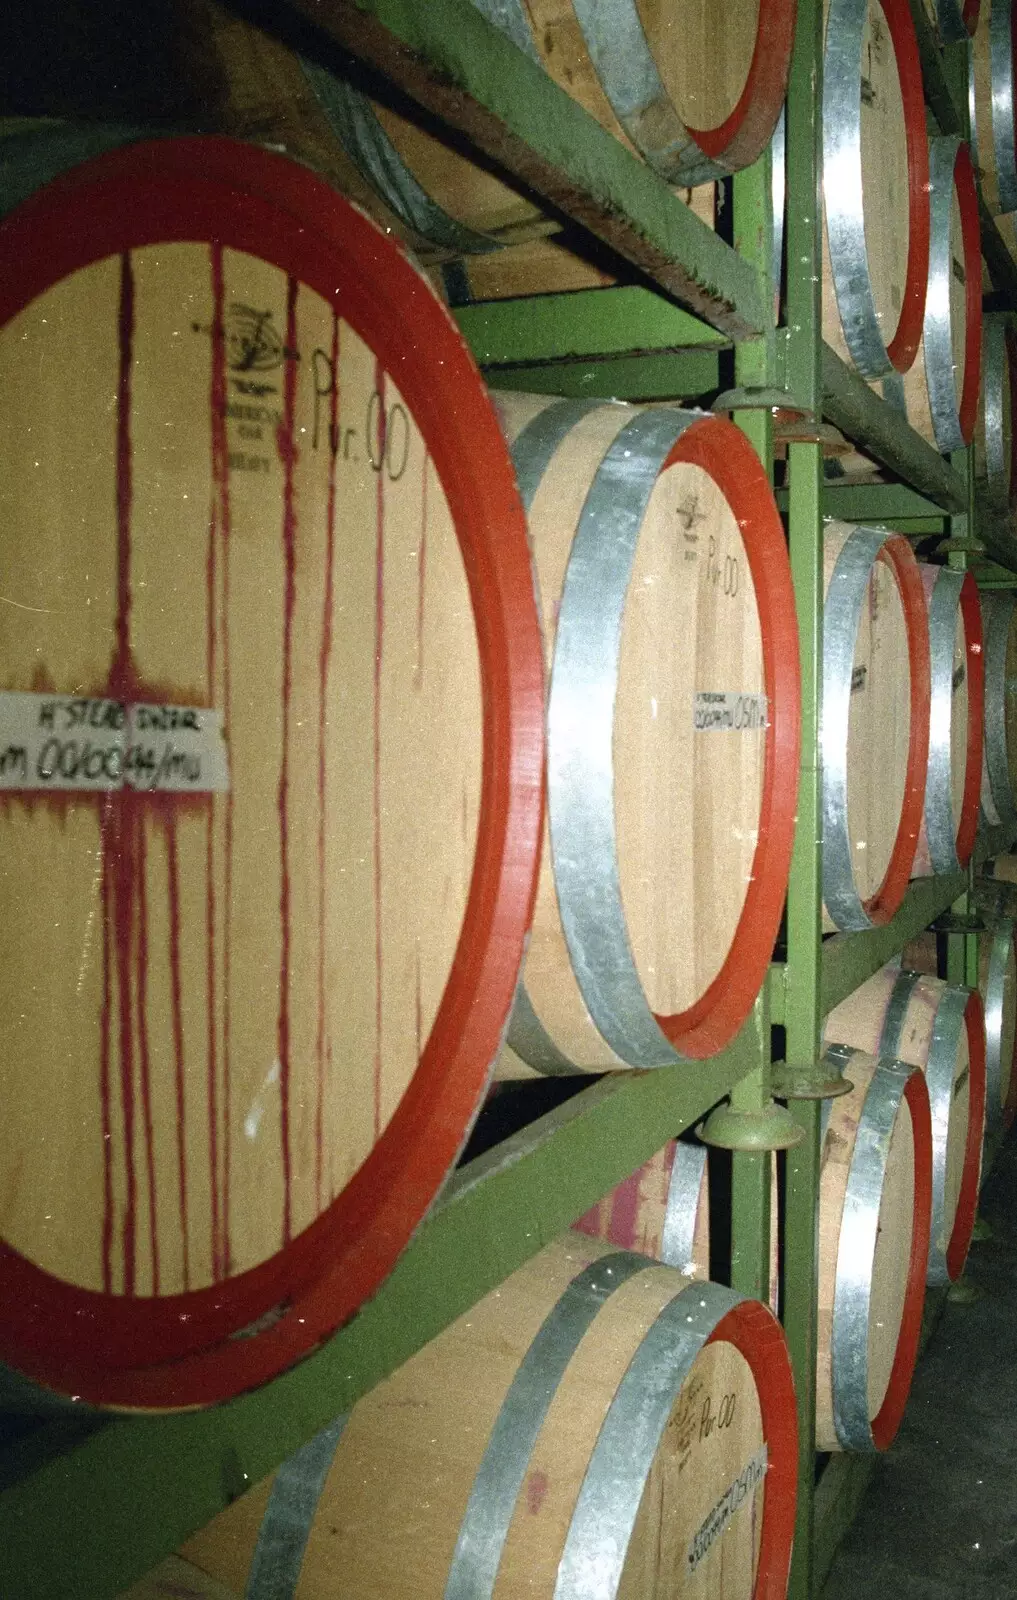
[829,1053,933,1451]
[822,525,931,931]
[981,923,1016,1137]
[990,0,1017,214]
[922,567,985,873]
[934,0,981,43]
[823,0,931,376]
[981,592,1017,833]
[978,315,1017,510]
[922,137,983,453]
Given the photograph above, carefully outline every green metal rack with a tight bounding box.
[1,0,1016,1595]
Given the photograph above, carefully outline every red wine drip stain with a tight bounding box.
[216,264,235,1280]
[315,309,340,1213]
[275,274,300,1247]
[415,453,428,693]
[373,359,388,1140]
[206,242,227,1282]
[113,251,138,1296]
[134,819,160,1294]
[99,797,115,1295]
[165,820,190,1290]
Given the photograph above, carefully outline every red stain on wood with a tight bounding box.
[275,275,300,1247]
[99,800,115,1295]
[135,818,160,1294]
[415,453,427,691]
[165,819,190,1290]
[525,1468,549,1515]
[206,243,226,1282]
[315,309,340,1212]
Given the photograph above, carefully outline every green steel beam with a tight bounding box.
[821,346,968,511]
[813,1455,877,1593]
[0,1027,760,1600]
[283,0,766,338]
[453,285,727,364]
[822,873,966,1017]
[782,0,824,1593]
[817,483,945,520]
[484,349,719,400]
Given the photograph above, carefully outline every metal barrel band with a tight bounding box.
[246,1416,348,1600]
[301,67,501,256]
[926,985,977,1285]
[982,925,1012,1133]
[553,1280,750,1596]
[547,405,715,1067]
[878,968,923,1059]
[979,317,1012,507]
[823,0,930,376]
[469,0,542,64]
[445,1250,651,1599]
[830,1057,915,1450]
[822,524,894,931]
[922,137,982,453]
[990,0,1017,215]
[983,593,1017,832]
[923,567,967,875]
[659,1141,708,1270]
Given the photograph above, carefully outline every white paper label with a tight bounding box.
[0,692,230,793]
[693,692,768,732]
[686,1445,768,1575]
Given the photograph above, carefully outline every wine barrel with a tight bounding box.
[971,0,1017,216]
[975,314,1017,510]
[822,0,930,378]
[911,566,984,876]
[981,591,1017,830]
[474,0,795,185]
[0,139,545,1409]
[902,137,982,454]
[571,1055,932,1455]
[822,521,931,931]
[904,924,1017,1138]
[816,1046,932,1451]
[491,394,801,1073]
[179,1232,799,1599]
[824,967,987,1284]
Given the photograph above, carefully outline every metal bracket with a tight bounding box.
[697,1099,804,1151]
[770,1060,856,1100]
[712,385,813,417]
[935,537,987,557]
[930,910,986,933]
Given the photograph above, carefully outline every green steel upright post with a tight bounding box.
[782,0,825,1593]
[726,151,777,1302]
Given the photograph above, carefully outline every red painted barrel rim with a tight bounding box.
[954,142,984,446]
[0,138,545,1407]
[705,1299,798,1600]
[945,989,987,1281]
[648,417,801,1059]
[882,0,933,373]
[956,571,986,865]
[683,0,798,170]
[861,535,931,926]
[870,1066,932,1449]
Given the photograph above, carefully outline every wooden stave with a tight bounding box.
[902,137,983,453]
[980,590,1017,831]
[0,138,546,1410]
[491,396,801,1072]
[178,1232,800,1599]
[822,522,931,931]
[912,566,985,876]
[825,966,987,1285]
[822,0,931,379]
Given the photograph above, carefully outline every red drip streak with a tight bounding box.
[373,361,387,1139]
[217,305,235,1283]
[315,310,340,1212]
[134,819,160,1294]
[99,802,115,1295]
[166,821,190,1290]
[206,243,226,1282]
[276,275,300,1247]
[114,253,138,1296]
[415,456,427,691]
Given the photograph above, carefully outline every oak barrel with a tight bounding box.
[822,521,931,931]
[492,394,801,1072]
[178,1232,799,1598]
[971,0,1017,216]
[825,966,987,1284]
[0,139,544,1408]
[822,0,930,378]
[911,566,984,876]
